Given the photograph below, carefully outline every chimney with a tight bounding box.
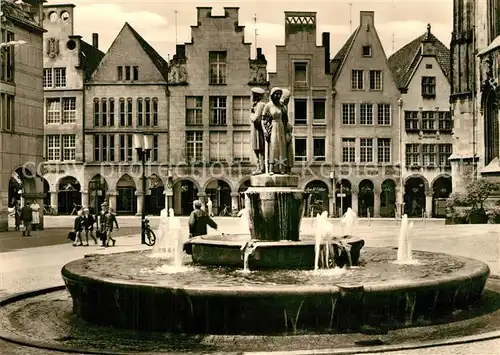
[92,33,99,49]
[322,32,330,74]
[257,47,262,57]
[176,44,186,58]
[360,11,375,30]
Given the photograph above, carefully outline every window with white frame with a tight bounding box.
[233,96,250,125]
[369,70,382,90]
[43,69,53,88]
[186,131,203,162]
[119,134,133,162]
[186,96,203,125]
[1,30,15,82]
[422,111,435,130]
[405,144,420,166]
[54,68,66,88]
[146,135,159,161]
[360,138,373,163]
[93,98,100,126]
[62,135,76,161]
[313,99,326,123]
[109,98,115,126]
[377,138,391,163]
[438,111,452,131]
[342,138,356,163]
[101,98,107,126]
[405,111,419,130]
[62,98,76,123]
[294,137,307,162]
[360,103,373,125]
[145,98,151,126]
[46,135,60,161]
[209,132,227,161]
[313,137,326,161]
[438,144,452,167]
[209,51,227,85]
[137,98,143,126]
[46,98,61,124]
[210,96,227,125]
[351,70,364,90]
[94,135,115,162]
[422,144,436,166]
[294,62,308,87]
[233,131,251,162]
[342,103,355,125]
[377,103,391,125]
[421,76,436,97]
[126,98,133,126]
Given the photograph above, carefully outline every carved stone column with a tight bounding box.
[328,193,335,218]
[425,190,433,218]
[231,192,240,216]
[351,186,359,215]
[81,190,89,209]
[108,192,117,212]
[50,191,58,214]
[373,190,381,218]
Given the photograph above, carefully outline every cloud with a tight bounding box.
[244,22,285,42]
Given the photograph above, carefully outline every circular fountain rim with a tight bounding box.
[189,234,364,247]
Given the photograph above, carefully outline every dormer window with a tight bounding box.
[117,66,139,81]
[362,45,372,57]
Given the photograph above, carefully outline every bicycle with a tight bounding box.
[219,205,231,216]
[142,217,156,246]
[43,205,57,216]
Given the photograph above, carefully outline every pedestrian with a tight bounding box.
[104,207,119,247]
[30,200,41,231]
[99,206,108,246]
[83,207,97,246]
[14,201,21,231]
[188,200,218,238]
[207,197,214,217]
[73,210,84,246]
[20,201,33,236]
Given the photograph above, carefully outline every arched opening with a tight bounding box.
[146,174,165,215]
[238,179,251,210]
[8,173,22,207]
[8,168,37,207]
[380,179,396,217]
[58,176,81,215]
[335,179,352,216]
[88,175,108,215]
[432,176,452,217]
[173,180,199,216]
[404,177,426,217]
[43,179,50,207]
[205,179,232,216]
[304,180,329,216]
[358,179,374,217]
[484,89,500,165]
[116,174,137,215]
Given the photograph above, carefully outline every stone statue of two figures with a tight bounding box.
[152,208,185,267]
[250,87,294,175]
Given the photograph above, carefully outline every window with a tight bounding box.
[94,135,115,162]
[62,98,76,123]
[117,66,138,81]
[369,70,382,90]
[93,98,99,126]
[54,68,66,88]
[119,134,133,162]
[137,98,143,126]
[360,138,373,163]
[438,144,452,167]
[313,99,326,123]
[133,66,139,81]
[421,76,436,97]
[377,138,391,163]
[46,135,60,161]
[342,138,356,163]
[117,66,123,81]
[406,144,420,166]
[362,45,372,57]
[62,135,76,161]
[377,104,391,125]
[146,135,159,162]
[0,93,14,131]
[109,98,115,126]
[426,64,433,69]
[360,103,373,125]
[294,99,307,125]
[153,98,158,126]
[46,98,61,124]
[94,135,99,161]
[351,70,364,90]
[233,131,251,162]
[119,98,126,126]
[313,137,326,161]
[342,103,355,125]
[101,98,107,126]
[127,98,133,126]
[422,111,435,130]
[294,137,307,162]
[186,96,203,125]
[125,66,131,81]
[209,51,227,84]
[422,144,436,166]
[209,132,227,161]
[233,96,250,125]
[210,96,227,125]
[438,111,452,131]
[294,62,308,87]
[43,69,53,88]
[405,111,419,130]
[186,132,203,162]
[1,30,15,82]
[135,96,153,126]
[145,98,151,126]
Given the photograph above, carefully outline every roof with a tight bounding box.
[388,28,450,89]
[125,23,169,81]
[79,40,105,81]
[2,0,44,32]
[330,27,360,84]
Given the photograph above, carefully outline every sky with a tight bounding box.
[46,0,453,72]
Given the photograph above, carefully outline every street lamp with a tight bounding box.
[134,133,153,244]
[397,97,404,218]
[0,40,27,50]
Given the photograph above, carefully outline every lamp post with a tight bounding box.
[0,40,27,50]
[397,98,404,218]
[134,134,153,244]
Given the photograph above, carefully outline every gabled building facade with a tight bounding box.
[389,25,453,217]
[84,22,169,215]
[168,7,268,216]
[331,11,400,218]
[42,3,104,215]
[268,11,334,216]
[1,0,45,231]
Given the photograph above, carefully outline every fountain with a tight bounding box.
[151,208,186,271]
[395,214,419,265]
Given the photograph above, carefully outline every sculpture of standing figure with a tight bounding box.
[250,87,266,175]
[280,89,294,173]
[262,87,288,174]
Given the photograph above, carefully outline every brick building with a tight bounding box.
[1,0,45,231]
[41,3,104,215]
[330,11,401,217]
[389,24,453,217]
[268,11,334,216]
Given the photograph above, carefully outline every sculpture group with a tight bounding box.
[250,87,294,175]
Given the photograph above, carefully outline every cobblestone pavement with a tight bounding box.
[0,217,499,354]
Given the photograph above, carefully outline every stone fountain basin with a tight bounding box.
[184,234,365,269]
[61,247,490,335]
